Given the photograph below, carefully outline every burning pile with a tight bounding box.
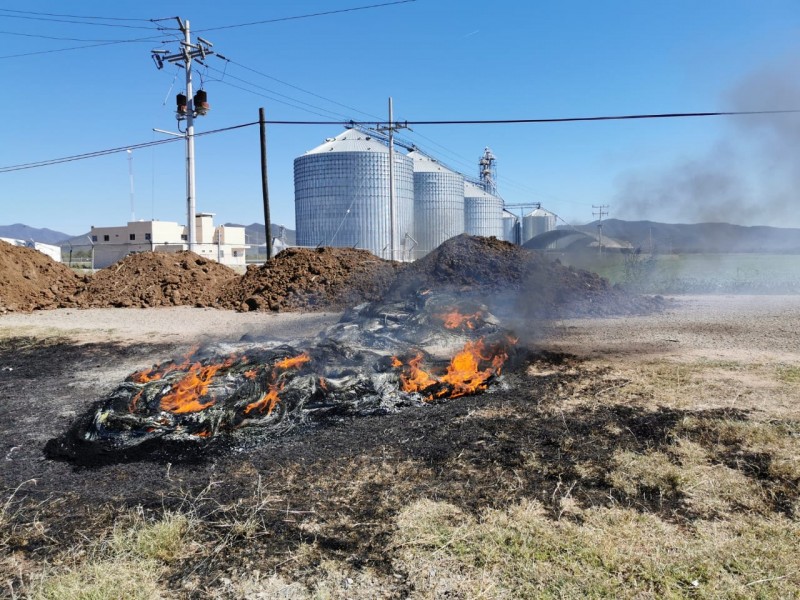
[46,292,517,463]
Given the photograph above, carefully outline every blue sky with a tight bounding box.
[2,0,800,236]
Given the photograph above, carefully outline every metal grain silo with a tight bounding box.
[501,209,520,244]
[294,130,414,260]
[521,207,557,244]
[408,150,464,259]
[464,181,503,239]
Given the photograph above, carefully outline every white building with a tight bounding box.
[89,213,247,269]
[0,237,62,262]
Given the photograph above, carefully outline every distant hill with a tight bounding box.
[0,224,73,244]
[571,219,800,254]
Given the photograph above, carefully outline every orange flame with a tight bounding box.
[394,338,511,400]
[131,345,200,383]
[398,352,439,394]
[159,361,222,414]
[244,385,281,415]
[243,353,311,416]
[129,389,144,413]
[434,309,484,330]
[275,353,311,369]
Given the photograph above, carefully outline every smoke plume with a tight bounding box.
[615,54,800,227]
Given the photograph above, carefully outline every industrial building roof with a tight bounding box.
[407,150,461,174]
[304,129,390,154]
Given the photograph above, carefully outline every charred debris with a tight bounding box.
[45,291,524,465]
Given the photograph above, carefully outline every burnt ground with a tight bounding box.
[1,328,791,596]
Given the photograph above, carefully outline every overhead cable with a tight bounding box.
[0,34,174,59]
[0,12,161,30]
[0,8,155,21]
[217,56,381,121]
[0,29,146,43]
[0,122,257,173]
[196,0,417,32]
[2,109,799,173]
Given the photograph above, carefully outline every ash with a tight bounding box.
[45,292,516,464]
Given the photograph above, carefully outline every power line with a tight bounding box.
[0,29,148,43]
[196,0,417,33]
[204,64,354,121]
[216,56,381,121]
[0,122,257,173]
[401,110,800,125]
[213,78,350,121]
[3,108,799,173]
[0,37,169,59]
[0,8,155,22]
[0,12,161,30]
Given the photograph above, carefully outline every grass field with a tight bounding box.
[556,253,800,294]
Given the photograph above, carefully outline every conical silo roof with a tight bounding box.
[464,180,496,199]
[407,150,459,174]
[525,207,556,218]
[304,129,389,154]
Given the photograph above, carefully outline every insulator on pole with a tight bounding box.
[193,89,210,116]
[176,93,188,116]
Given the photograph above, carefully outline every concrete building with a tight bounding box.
[89,213,247,269]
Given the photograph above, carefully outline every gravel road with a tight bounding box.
[0,306,341,345]
[1,296,798,366]
[541,294,800,365]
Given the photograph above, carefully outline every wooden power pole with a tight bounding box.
[259,107,272,261]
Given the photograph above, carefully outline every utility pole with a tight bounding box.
[127,149,135,222]
[151,18,214,252]
[259,107,272,260]
[377,97,407,261]
[592,204,609,255]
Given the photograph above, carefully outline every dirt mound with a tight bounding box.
[386,234,664,318]
[0,240,84,313]
[218,247,397,312]
[80,251,238,308]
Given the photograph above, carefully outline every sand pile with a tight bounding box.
[0,240,83,313]
[217,247,398,312]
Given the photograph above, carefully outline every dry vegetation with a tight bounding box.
[2,335,798,599]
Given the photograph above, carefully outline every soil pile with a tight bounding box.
[386,234,663,318]
[0,240,84,313]
[0,236,661,317]
[79,251,238,308]
[218,247,397,312]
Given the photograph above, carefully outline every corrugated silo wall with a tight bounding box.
[294,152,414,260]
[464,195,504,239]
[522,215,556,244]
[502,215,519,244]
[413,170,465,259]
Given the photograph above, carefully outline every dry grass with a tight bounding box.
[9,511,192,600]
[2,349,799,598]
[390,499,800,599]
